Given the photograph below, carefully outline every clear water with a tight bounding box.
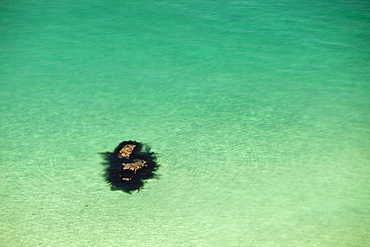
[1,1,369,246]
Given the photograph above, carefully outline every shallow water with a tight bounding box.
[1,1,370,246]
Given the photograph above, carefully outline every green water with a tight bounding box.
[1,1,369,246]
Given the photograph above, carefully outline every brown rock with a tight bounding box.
[122,159,147,172]
[118,144,136,158]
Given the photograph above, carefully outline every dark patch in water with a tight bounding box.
[101,141,159,194]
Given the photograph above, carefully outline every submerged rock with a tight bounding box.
[101,141,159,193]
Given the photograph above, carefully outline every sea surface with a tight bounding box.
[1,1,369,246]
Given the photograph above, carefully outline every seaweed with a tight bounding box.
[101,141,159,194]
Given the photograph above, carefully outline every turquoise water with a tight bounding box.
[1,1,369,246]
